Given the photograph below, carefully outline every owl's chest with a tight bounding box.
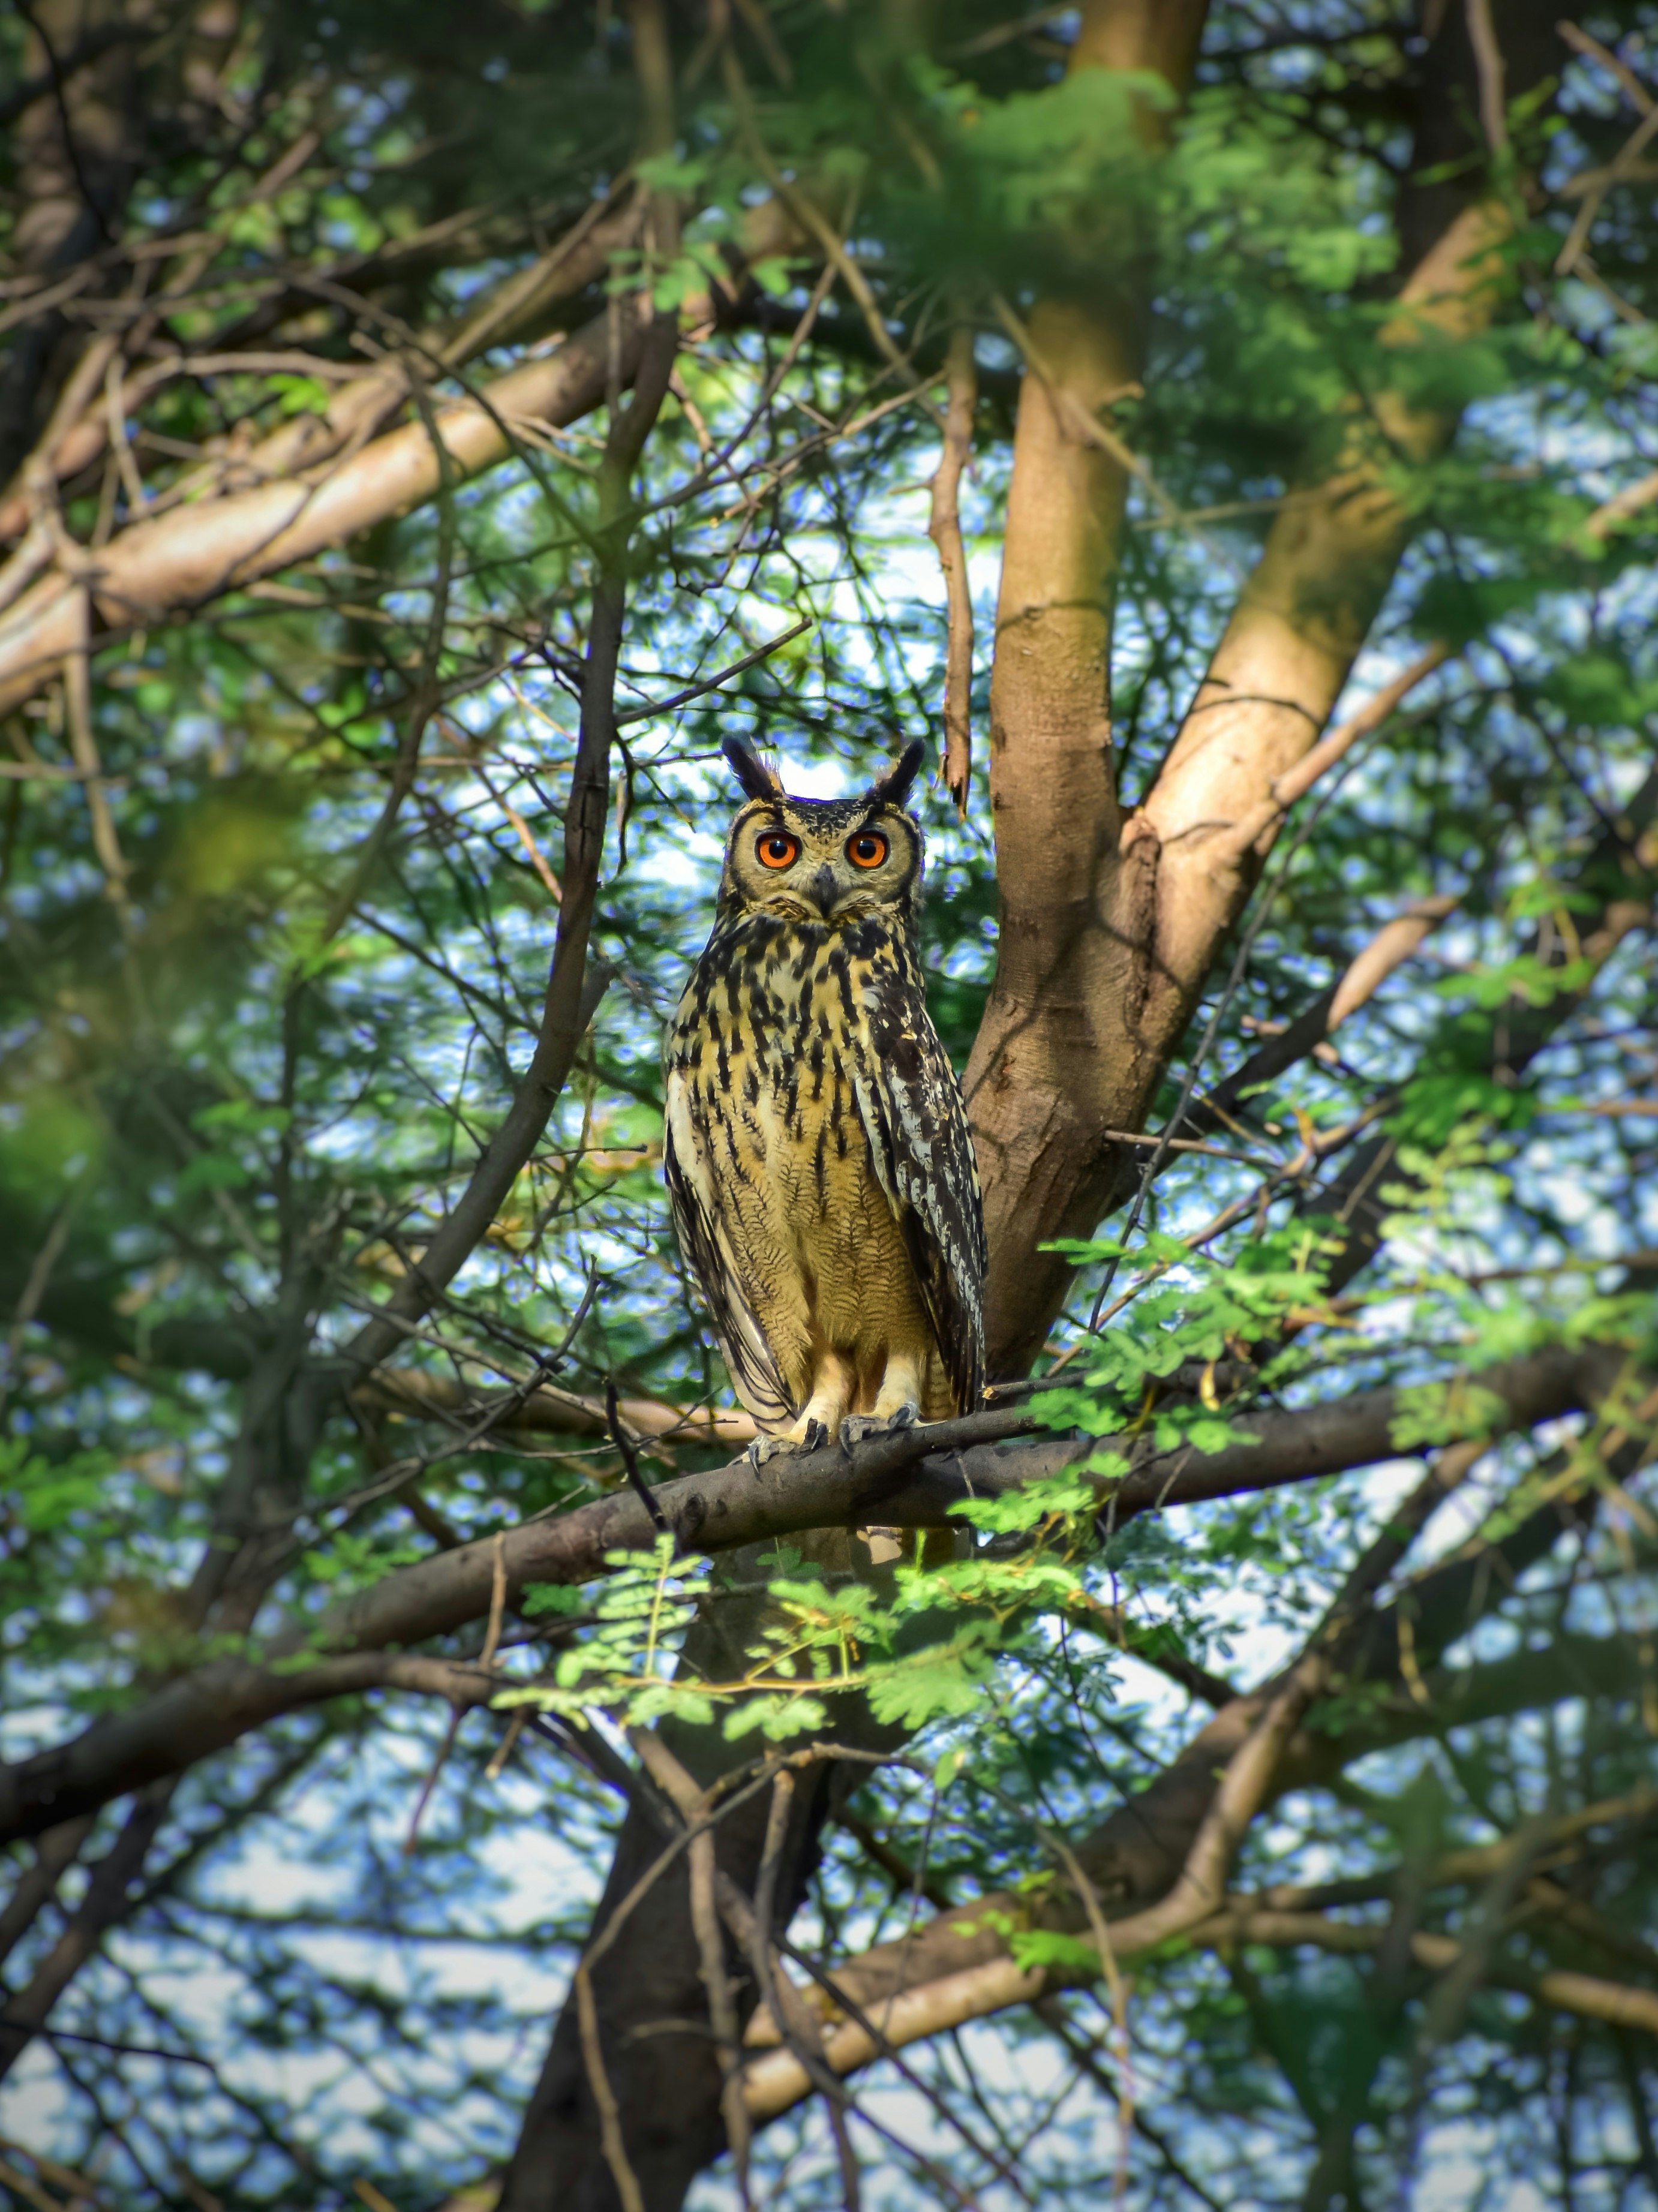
[669,922,898,1191]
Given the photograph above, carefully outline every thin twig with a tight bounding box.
[1464,0,1508,152]
[1047,1833,1136,2208]
[720,40,942,431]
[630,1735,754,2208]
[401,1706,463,1854]
[576,1965,647,2212]
[611,614,812,723]
[606,1378,671,1540]
[62,590,129,906]
[480,1531,508,1668]
[1557,20,1655,115]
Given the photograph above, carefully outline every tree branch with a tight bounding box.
[0,1342,1609,1848]
[0,197,800,716]
[927,323,978,815]
[737,1406,1647,2115]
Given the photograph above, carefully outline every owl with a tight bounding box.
[663,738,986,1461]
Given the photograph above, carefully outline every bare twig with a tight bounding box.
[927,324,978,815]
[1585,464,1658,540]
[1049,1833,1136,2208]
[1555,100,1658,275]
[1270,642,1452,813]
[611,614,812,724]
[575,1965,647,2212]
[62,590,128,905]
[401,1707,464,1855]
[312,370,457,952]
[0,1781,176,2084]
[474,762,564,901]
[605,1378,671,1540]
[0,1814,95,1973]
[1557,21,1655,116]
[1465,0,1509,151]
[630,1735,755,2208]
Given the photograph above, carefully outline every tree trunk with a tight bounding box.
[500,1538,906,2212]
[507,7,1214,2205]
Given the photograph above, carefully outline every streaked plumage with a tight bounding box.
[663,740,986,1454]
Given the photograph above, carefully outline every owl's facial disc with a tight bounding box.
[726,799,920,919]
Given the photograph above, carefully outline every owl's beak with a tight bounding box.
[806,864,840,916]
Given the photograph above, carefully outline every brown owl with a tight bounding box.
[663,739,986,1461]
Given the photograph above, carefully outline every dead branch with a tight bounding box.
[927,324,978,815]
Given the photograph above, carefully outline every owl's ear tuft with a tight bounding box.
[722,737,786,803]
[867,738,926,809]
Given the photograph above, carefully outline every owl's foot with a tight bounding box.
[747,1418,830,1469]
[839,1403,920,1454]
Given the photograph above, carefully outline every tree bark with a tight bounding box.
[0,197,797,716]
[738,1426,1630,2115]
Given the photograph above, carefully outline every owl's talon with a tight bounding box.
[839,1404,921,1454]
[748,1420,830,1468]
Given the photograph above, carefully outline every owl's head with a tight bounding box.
[716,738,926,925]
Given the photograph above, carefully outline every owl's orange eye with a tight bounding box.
[756,830,800,870]
[846,830,888,869]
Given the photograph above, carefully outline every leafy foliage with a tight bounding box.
[1,4,1657,2210]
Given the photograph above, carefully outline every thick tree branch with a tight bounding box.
[963,0,1209,1374]
[0,194,645,547]
[0,1342,1608,1849]
[968,12,1567,1374]
[927,323,978,815]
[0,199,798,716]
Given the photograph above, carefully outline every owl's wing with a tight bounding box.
[662,1075,797,1431]
[852,966,987,1415]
